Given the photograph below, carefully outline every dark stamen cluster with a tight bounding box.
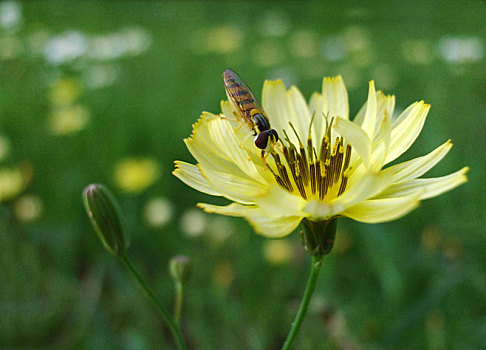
[269,120,352,201]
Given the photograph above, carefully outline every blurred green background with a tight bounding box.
[1,1,485,349]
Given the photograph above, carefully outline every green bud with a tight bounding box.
[169,255,192,285]
[300,218,337,257]
[82,184,130,256]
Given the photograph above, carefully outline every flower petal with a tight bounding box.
[197,202,248,217]
[288,86,312,140]
[342,194,420,223]
[332,117,371,169]
[185,113,243,175]
[173,161,221,196]
[198,202,302,238]
[255,184,307,218]
[359,81,378,142]
[385,101,430,164]
[373,91,395,139]
[263,80,309,145]
[207,116,266,182]
[198,165,264,205]
[308,92,326,150]
[381,140,453,183]
[185,114,267,187]
[262,80,293,136]
[322,76,349,120]
[302,171,390,220]
[370,109,392,170]
[246,209,303,238]
[330,170,391,210]
[377,167,469,200]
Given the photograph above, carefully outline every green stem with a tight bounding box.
[281,255,323,350]
[173,282,184,325]
[121,255,188,350]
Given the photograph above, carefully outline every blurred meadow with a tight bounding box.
[1,1,485,349]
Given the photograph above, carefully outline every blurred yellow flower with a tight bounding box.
[174,74,468,238]
[193,25,242,54]
[0,134,11,161]
[49,104,90,135]
[49,77,83,106]
[0,167,26,201]
[114,157,160,193]
[263,240,293,265]
[13,194,43,222]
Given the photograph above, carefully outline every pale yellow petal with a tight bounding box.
[342,194,420,223]
[381,140,452,183]
[385,101,430,164]
[370,109,392,171]
[332,169,393,210]
[302,171,391,220]
[332,117,371,168]
[208,116,266,183]
[255,184,307,218]
[353,102,367,126]
[378,167,469,200]
[173,161,221,196]
[287,86,312,143]
[198,202,302,238]
[185,114,258,183]
[245,209,303,238]
[373,91,395,139]
[322,75,349,120]
[308,92,326,150]
[197,202,248,217]
[359,81,378,142]
[262,80,302,145]
[302,199,334,220]
[198,165,264,205]
[185,113,239,174]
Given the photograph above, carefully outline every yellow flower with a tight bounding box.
[173,75,468,239]
[114,157,160,193]
[0,167,26,202]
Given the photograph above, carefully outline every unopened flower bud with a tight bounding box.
[83,184,130,256]
[300,218,337,257]
[169,255,192,285]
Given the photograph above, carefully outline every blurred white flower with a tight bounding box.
[83,64,119,89]
[437,36,484,63]
[180,208,208,237]
[144,197,174,228]
[0,1,22,31]
[259,11,290,37]
[44,31,88,65]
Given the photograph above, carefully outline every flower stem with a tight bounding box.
[121,255,188,350]
[281,255,323,350]
[173,282,184,325]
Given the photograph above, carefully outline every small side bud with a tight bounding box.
[300,218,337,257]
[169,255,192,286]
[82,184,130,256]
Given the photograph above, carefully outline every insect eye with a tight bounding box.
[268,129,279,142]
[254,132,269,150]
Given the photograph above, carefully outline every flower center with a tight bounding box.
[268,117,352,201]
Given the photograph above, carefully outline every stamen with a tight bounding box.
[269,117,353,202]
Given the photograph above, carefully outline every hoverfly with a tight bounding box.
[223,69,279,154]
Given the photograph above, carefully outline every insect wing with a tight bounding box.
[223,69,266,124]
